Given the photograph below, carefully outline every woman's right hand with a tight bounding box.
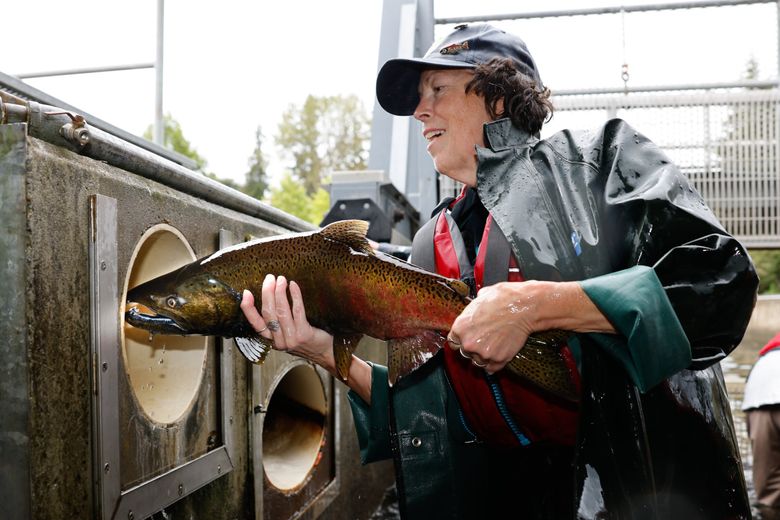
[240,273,374,404]
[240,274,335,368]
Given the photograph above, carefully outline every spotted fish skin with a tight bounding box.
[124,220,578,401]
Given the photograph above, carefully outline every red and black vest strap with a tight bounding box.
[477,217,512,290]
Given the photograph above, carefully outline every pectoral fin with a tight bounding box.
[388,331,446,386]
[235,333,274,364]
[333,333,363,381]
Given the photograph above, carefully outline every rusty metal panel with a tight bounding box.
[0,123,31,520]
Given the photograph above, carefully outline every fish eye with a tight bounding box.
[166,296,178,308]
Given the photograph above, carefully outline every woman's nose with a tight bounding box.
[413,95,431,121]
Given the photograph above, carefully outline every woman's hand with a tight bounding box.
[240,274,334,366]
[449,280,616,374]
[239,274,374,403]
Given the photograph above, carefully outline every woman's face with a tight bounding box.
[413,68,494,187]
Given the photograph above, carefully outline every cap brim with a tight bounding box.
[376,57,475,116]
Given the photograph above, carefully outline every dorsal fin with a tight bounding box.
[319,220,374,255]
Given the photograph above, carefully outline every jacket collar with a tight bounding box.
[482,118,538,151]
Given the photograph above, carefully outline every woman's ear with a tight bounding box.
[493,97,505,119]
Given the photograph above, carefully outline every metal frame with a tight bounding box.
[251,358,341,519]
[435,0,780,93]
[89,194,234,520]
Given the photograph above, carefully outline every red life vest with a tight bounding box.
[759,332,780,357]
[431,195,581,448]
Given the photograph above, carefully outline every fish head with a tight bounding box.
[125,264,243,336]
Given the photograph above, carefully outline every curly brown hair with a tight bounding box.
[465,57,553,135]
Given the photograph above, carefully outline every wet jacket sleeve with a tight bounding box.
[595,119,758,374]
[579,265,691,392]
[346,363,393,464]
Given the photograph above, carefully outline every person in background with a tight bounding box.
[743,331,780,520]
[241,23,758,518]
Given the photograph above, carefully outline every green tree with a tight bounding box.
[243,125,270,200]
[751,249,780,294]
[144,114,208,172]
[269,172,330,225]
[145,114,241,188]
[276,94,370,196]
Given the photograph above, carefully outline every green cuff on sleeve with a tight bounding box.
[346,363,393,464]
[579,265,692,392]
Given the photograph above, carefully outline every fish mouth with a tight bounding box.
[124,305,189,335]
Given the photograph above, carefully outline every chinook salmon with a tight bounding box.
[125,220,579,402]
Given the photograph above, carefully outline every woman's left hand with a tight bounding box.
[449,280,616,374]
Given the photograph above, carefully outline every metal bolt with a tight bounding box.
[411,437,422,448]
[217,465,222,474]
[100,261,107,271]
[128,511,134,520]
[104,463,110,473]
[229,416,234,425]
[178,483,184,497]
[76,128,90,145]
[102,362,108,372]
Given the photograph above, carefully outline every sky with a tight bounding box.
[2,0,777,186]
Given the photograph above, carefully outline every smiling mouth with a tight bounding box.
[424,129,445,141]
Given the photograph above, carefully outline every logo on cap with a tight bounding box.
[440,41,469,55]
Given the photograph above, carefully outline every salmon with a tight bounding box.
[125,220,578,401]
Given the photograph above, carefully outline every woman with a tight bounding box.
[242,24,758,519]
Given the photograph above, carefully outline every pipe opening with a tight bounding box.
[121,224,208,425]
[263,364,327,492]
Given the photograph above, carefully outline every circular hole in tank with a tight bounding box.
[263,363,327,492]
[121,224,208,425]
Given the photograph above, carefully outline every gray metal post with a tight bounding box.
[154,0,165,146]
[368,0,437,220]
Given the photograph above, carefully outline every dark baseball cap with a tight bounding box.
[376,23,542,116]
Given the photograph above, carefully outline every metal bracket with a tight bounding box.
[90,195,234,520]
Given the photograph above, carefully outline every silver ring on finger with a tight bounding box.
[257,325,268,333]
[471,359,487,368]
[267,320,281,332]
[458,347,470,360]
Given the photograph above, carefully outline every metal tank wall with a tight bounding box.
[0,119,394,519]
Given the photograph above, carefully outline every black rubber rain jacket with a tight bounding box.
[349,118,759,519]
